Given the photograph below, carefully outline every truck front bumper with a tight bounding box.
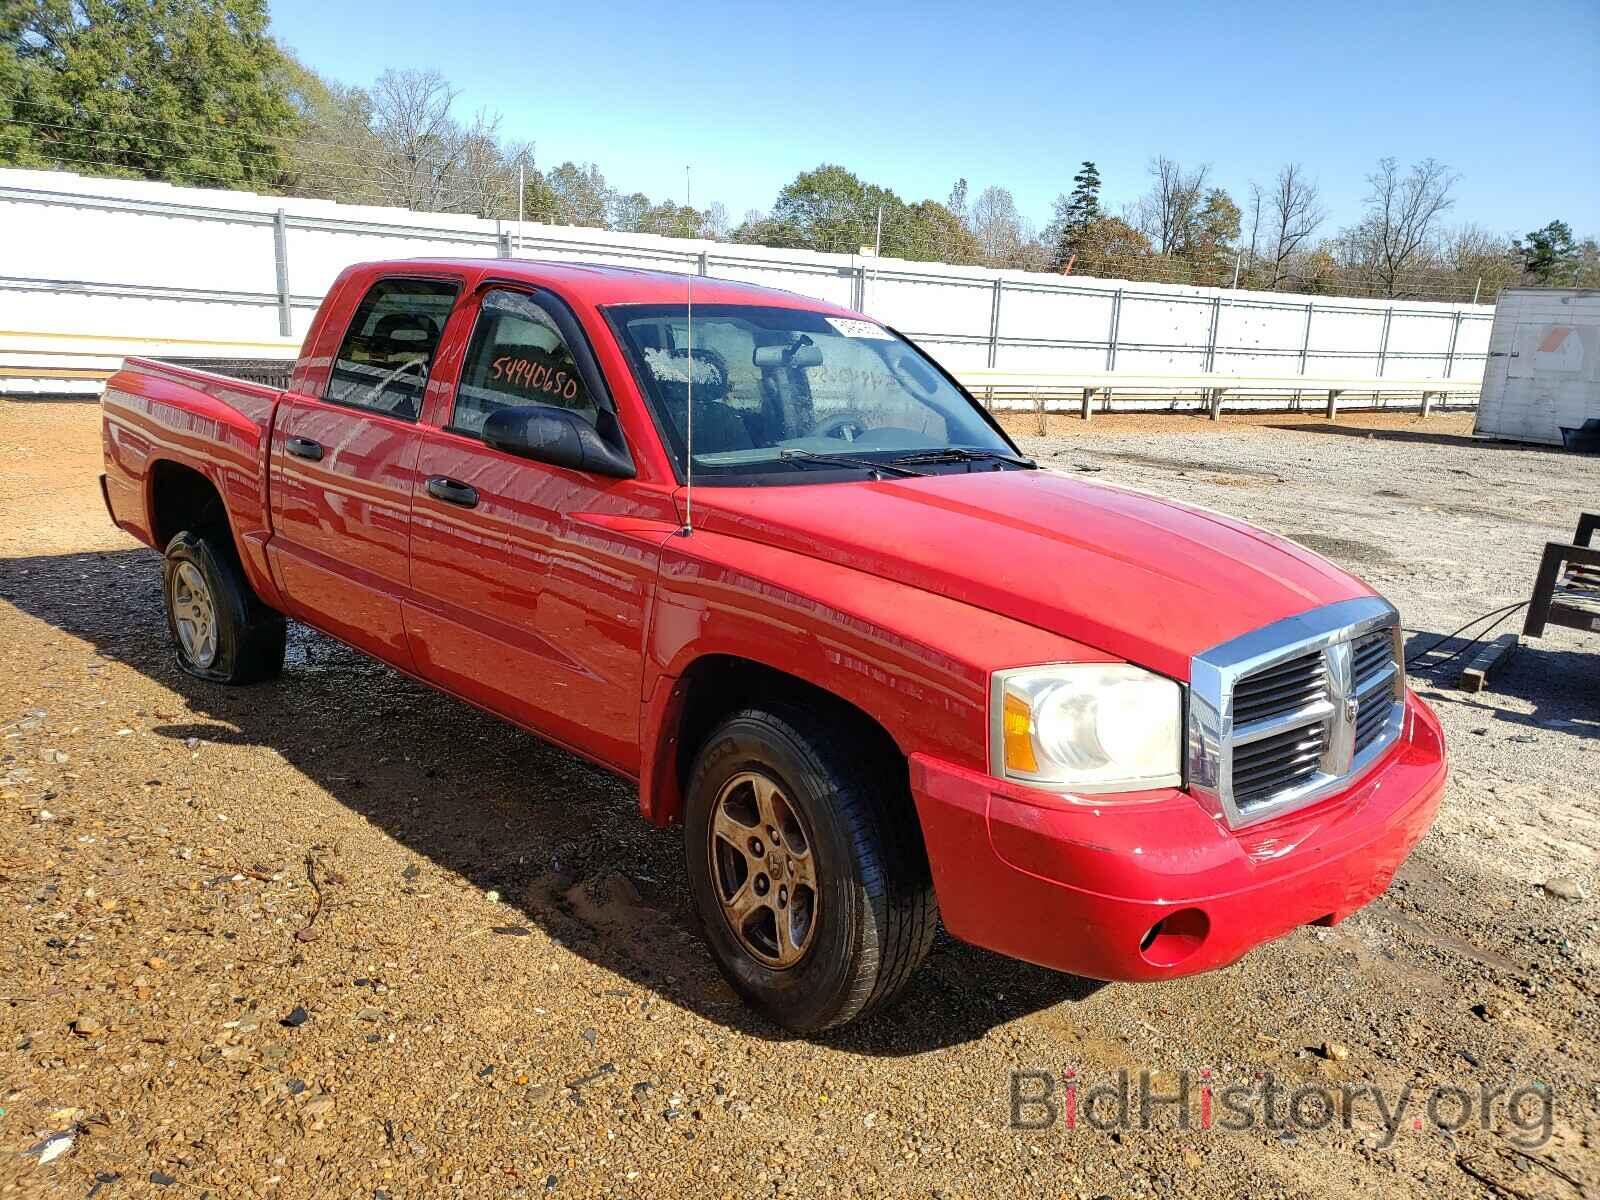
[909,690,1446,981]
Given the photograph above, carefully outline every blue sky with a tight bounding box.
[270,0,1600,238]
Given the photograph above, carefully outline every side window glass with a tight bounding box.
[326,278,459,420]
[451,290,598,438]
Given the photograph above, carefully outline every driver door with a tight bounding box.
[404,285,665,771]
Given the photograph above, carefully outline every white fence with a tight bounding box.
[0,169,1493,402]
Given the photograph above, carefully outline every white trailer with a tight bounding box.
[1474,287,1600,448]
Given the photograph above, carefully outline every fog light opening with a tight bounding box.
[1139,907,1210,967]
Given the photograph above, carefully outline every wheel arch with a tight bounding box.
[147,459,232,551]
[144,457,285,610]
[641,653,908,829]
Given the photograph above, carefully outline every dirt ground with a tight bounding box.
[1,400,1596,1199]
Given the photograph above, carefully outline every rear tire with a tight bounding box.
[684,705,937,1032]
[162,531,286,684]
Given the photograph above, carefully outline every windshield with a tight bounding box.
[606,304,1020,481]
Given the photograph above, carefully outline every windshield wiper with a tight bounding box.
[889,448,1036,469]
[776,448,928,478]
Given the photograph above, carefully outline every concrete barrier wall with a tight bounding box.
[0,169,1493,398]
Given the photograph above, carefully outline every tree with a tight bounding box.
[1341,157,1459,297]
[702,201,730,240]
[732,209,805,248]
[609,190,653,232]
[1518,220,1580,285]
[899,198,980,263]
[1297,246,1341,295]
[1445,224,1518,301]
[1,0,297,188]
[362,69,509,214]
[739,167,974,263]
[1258,163,1327,289]
[273,52,382,202]
[525,160,612,226]
[969,185,1028,264]
[1183,187,1240,279]
[946,178,969,229]
[1065,216,1151,267]
[1132,156,1209,256]
[769,164,899,253]
[1576,238,1600,289]
[1045,161,1102,267]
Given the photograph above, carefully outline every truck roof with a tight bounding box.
[359,258,860,315]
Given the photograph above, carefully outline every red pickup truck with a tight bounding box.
[100,259,1447,1031]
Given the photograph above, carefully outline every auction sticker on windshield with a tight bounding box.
[825,317,894,340]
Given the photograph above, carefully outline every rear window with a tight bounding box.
[326,278,459,420]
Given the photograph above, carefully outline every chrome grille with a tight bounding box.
[1233,722,1330,807]
[1351,629,1401,754]
[1187,598,1406,829]
[1230,649,1327,726]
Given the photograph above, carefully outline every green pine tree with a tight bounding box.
[1518,220,1580,285]
[1051,161,1103,267]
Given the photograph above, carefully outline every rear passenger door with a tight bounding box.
[405,285,661,771]
[269,274,460,669]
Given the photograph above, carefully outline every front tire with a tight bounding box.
[162,531,286,684]
[684,706,937,1032]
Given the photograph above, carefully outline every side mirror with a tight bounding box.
[481,405,635,479]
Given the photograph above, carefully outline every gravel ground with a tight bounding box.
[1,400,1596,1199]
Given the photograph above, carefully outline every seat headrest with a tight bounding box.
[373,312,439,351]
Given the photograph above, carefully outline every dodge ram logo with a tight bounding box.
[1344,696,1360,724]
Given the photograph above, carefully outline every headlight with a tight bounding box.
[992,663,1183,793]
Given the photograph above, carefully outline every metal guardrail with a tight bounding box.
[955,368,1481,422]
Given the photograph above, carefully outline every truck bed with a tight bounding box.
[100,356,288,607]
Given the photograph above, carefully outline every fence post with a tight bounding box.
[987,278,1003,368]
[1326,389,1341,420]
[1205,294,1222,371]
[1081,388,1093,421]
[1443,310,1462,378]
[1420,390,1434,419]
[1204,294,1223,414]
[983,278,1003,410]
[272,208,292,337]
[1294,302,1313,408]
[855,264,868,312]
[1105,289,1122,369]
[1104,288,1122,412]
[1376,307,1393,377]
[496,228,512,257]
[696,251,709,277]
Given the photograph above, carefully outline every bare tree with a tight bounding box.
[1260,163,1327,289]
[1243,181,1264,276]
[1443,223,1519,299]
[702,201,730,240]
[1342,157,1459,297]
[366,69,505,213]
[969,185,1027,264]
[1132,157,1210,255]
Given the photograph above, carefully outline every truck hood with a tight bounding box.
[687,469,1374,681]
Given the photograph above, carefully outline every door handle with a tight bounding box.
[426,476,479,508]
[285,436,324,461]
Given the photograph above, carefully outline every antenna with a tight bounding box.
[680,163,694,537]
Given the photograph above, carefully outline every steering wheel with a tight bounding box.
[810,411,872,442]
